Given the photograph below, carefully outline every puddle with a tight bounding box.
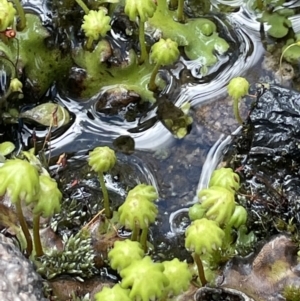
[14,0,292,246]
[1,0,300,299]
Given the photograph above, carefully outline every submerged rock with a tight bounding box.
[95,86,141,115]
[0,234,48,301]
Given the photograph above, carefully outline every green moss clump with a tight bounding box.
[283,285,300,301]
[36,229,95,279]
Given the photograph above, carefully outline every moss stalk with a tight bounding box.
[140,228,148,252]
[148,62,160,91]
[138,20,147,64]
[75,0,90,14]
[33,214,43,257]
[233,98,243,124]
[16,200,32,256]
[98,171,111,218]
[12,0,26,30]
[131,225,139,241]
[177,0,185,22]
[193,253,207,286]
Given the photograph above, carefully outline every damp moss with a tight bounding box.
[36,229,95,279]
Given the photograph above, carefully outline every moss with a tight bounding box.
[36,229,95,280]
[283,285,300,301]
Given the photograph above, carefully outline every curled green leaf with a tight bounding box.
[0,0,16,31]
[228,205,248,229]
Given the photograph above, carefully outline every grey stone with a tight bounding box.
[0,234,48,301]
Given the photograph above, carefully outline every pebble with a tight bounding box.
[0,234,48,301]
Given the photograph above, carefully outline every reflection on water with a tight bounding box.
[45,7,265,155]
[169,126,242,233]
[20,2,274,238]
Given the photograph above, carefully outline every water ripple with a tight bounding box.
[31,6,265,153]
[182,9,264,107]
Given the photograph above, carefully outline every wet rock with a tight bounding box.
[221,235,300,301]
[64,67,87,99]
[195,287,254,301]
[274,62,294,86]
[0,195,49,230]
[113,135,135,154]
[248,84,300,157]
[0,233,48,301]
[89,218,120,269]
[95,86,141,115]
[49,276,113,301]
[226,84,300,240]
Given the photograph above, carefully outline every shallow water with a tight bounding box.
[44,7,265,153]
[16,0,299,248]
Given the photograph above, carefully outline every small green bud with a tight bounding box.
[227,77,250,100]
[88,146,116,173]
[0,0,16,31]
[209,167,240,193]
[81,8,111,41]
[108,239,144,272]
[9,78,23,93]
[124,0,157,22]
[180,102,191,115]
[188,203,206,221]
[176,127,187,139]
[150,38,179,66]
[200,22,214,36]
[185,218,225,255]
